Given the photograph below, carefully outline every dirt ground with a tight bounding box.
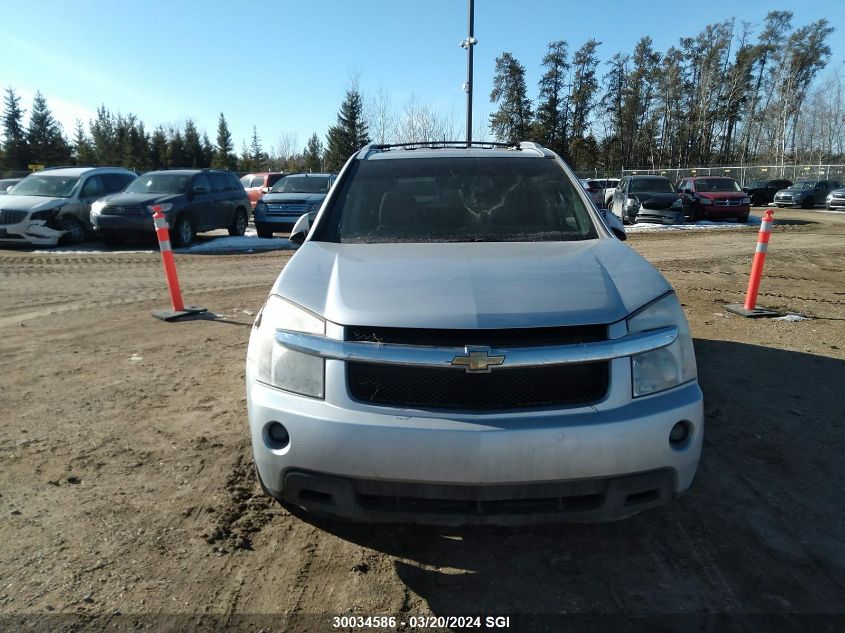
[1,209,843,633]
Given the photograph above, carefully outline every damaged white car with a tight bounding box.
[0,167,137,246]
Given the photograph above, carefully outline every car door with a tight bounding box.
[77,175,106,223]
[209,172,233,228]
[188,173,218,231]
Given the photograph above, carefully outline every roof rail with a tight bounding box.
[365,140,522,152]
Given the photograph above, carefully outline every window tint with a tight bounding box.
[101,173,133,193]
[81,175,105,198]
[209,173,228,192]
[314,157,598,244]
[630,178,674,193]
[240,175,251,187]
[227,173,243,190]
[192,174,211,191]
[267,173,285,187]
[251,176,265,188]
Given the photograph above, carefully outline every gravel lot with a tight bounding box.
[1,209,843,632]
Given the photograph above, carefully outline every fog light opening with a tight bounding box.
[265,421,290,450]
[669,420,692,449]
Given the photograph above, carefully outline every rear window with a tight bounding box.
[313,157,598,244]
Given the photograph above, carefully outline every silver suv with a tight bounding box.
[246,141,703,525]
[0,167,137,246]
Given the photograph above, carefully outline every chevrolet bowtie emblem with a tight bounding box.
[451,348,506,373]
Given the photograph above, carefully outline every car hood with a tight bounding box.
[0,194,67,212]
[101,192,185,207]
[262,192,326,204]
[272,239,671,328]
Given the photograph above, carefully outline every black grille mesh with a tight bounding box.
[345,324,606,347]
[347,361,609,410]
[0,210,27,225]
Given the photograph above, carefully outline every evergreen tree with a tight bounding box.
[201,133,214,168]
[535,41,570,158]
[168,128,187,168]
[27,91,71,166]
[2,87,30,170]
[72,119,96,165]
[568,39,603,168]
[183,119,203,167]
[123,117,150,171]
[489,52,533,144]
[248,126,266,170]
[149,126,168,169]
[212,113,237,170]
[89,105,117,165]
[303,133,323,172]
[324,85,370,171]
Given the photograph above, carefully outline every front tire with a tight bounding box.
[228,208,248,236]
[802,197,813,209]
[256,223,274,239]
[751,193,764,207]
[171,215,194,247]
[58,217,87,245]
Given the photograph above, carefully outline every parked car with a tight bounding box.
[610,175,687,224]
[826,188,845,210]
[594,177,621,205]
[240,172,286,209]
[676,176,750,222]
[0,167,137,246]
[0,178,23,194]
[742,179,792,206]
[253,173,336,238]
[91,169,250,247]
[579,179,605,207]
[772,180,841,209]
[246,141,702,525]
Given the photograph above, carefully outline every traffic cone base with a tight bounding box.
[723,304,781,318]
[151,305,208,322]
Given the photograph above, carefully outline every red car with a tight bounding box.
[676,176,751,222]
[240,172,285,209]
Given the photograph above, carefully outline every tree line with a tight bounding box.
[2,9,840,177]
[488,10,840,171]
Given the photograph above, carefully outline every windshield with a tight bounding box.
[790,181,815,190]
[125,174,190,194]
[9,175,79,198]
[745,180,767,189]
[695,178,742,192]
[270,175,330,194]
[630,178,674,194]
[313,157,599,244]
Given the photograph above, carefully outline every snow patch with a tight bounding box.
[772,314,809,322]
[627,215,761,233]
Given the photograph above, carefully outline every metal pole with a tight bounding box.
[466,0,475,146]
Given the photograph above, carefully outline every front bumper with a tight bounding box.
[92,213,159,236]
[0,219,62,246]
[634,207,686,225]
[247,356,704,524]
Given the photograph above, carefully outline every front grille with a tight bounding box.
[345,324,607,347]
[267,204,308,215]
[0,210,27,225]
[105,205,145,215]
[713,198,742,206]
[347,361,609,410]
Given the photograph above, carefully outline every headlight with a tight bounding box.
[627,293,697,397]
[826,194,833,202]
[671,198,683,208]
[255,201,268,213]
[741,197,751,205]
[247,295,325,398]
[91,200,106,216]
[624,197,639,209]
[699,197,713,205]
[147,202,173,214]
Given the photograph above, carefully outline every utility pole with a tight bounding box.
[460,0,477,146]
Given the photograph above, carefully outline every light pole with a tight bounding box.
[460,0,477,146]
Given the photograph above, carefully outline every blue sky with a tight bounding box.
[4,0,844,153]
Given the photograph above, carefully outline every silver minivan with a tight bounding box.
[246,142,703,525]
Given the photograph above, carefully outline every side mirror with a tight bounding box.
[611,227,627,241]
[599,208,626,240]
[5,185,12,194]
[684,188,693,195]
[289,211,318,247]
